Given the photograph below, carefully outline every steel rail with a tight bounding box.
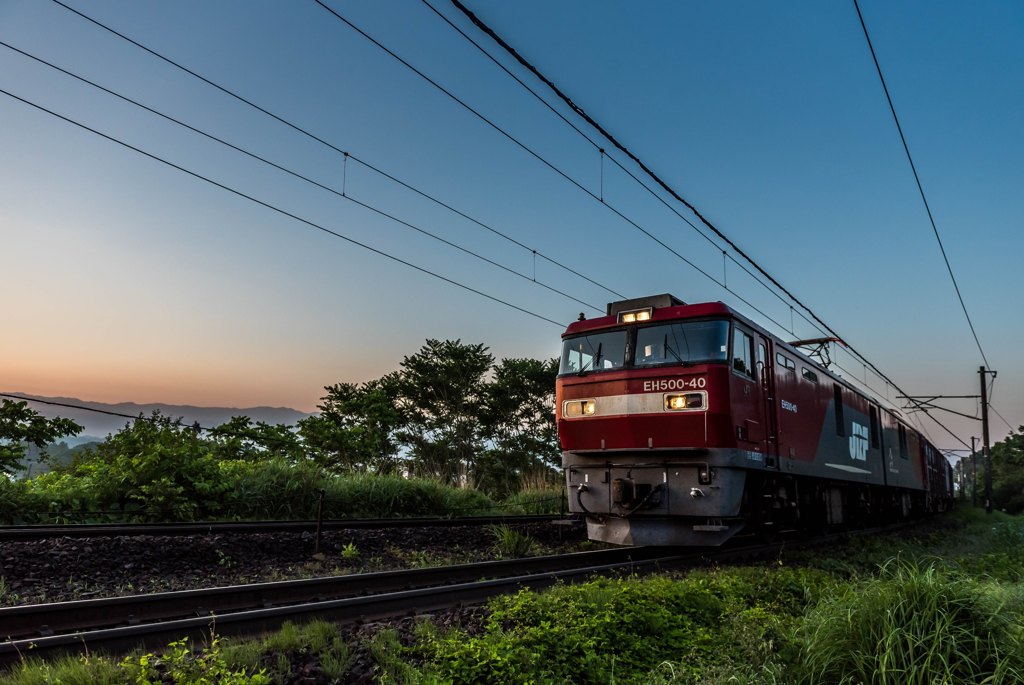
[0,521,922,667]
[0,547,663,640]
[0,546,691,665]
[0,515,574,541]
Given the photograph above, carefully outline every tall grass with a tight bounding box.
[220,462,499,519]
[499,487,564,514]
[797,558,1024,684]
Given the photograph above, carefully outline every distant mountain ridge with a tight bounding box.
[3,393,314,441]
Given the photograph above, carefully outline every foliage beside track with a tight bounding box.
[4,508,1024,684]
[390,508,1024,685]
[0,459,561,524]
[0,339,565,523]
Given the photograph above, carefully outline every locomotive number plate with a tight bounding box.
[642,377,706,392]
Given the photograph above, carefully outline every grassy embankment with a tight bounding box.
[5,506,1024,684]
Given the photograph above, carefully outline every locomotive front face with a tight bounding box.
[558,300,764,546]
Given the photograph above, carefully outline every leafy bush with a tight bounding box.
[0,478,46,524]
[418,571,793,684]
[408,564,835,685]
[797,558,1024,684]
[217,459,328,519]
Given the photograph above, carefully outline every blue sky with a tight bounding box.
[1,0,1020,451]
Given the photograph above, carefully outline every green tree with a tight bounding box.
[989,426,1024,513]
[0,399,82,476]
[477,357,560,496]
[298,374,405,473]
[397,339,493,485]
[209,416,304,463]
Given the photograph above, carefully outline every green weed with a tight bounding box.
[488,524,535,558]
[122,634,270,685]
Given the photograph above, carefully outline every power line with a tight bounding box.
[0,86,565,328]
[436,0,996,450]
[428,0,801,318]
[989,405,1017,434]
[428,0,973,448]
[0,393,310,455]
[0,392,218,433]
[49,0,796,333]
[852,0,991,370]
[423,0,803,323]
[0,39,603,314]
[44,0,623,305]
[309,0,813,337]
[443,2,838,337]
[347,155,625,300]
[437,4,885,380]
[41,2,984,448]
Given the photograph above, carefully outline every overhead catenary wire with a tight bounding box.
[308,0,803,338]
[32,2,1001,445]
[44,0,623,305]
[990,405,1017,434]
[1,392,219,434]
[423,0,799,320]
[444,1,839,340]
[48,0,793,333]
[436,3,898,379]
[435,0,982,449]
[0,87,566,328]
[852,0,991,370]
[0,39,602,314]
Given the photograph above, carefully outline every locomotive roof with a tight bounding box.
[563,301,745,336]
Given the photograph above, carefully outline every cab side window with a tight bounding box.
[732,328,754,379]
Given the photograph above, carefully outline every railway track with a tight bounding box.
[0,514,573,541]
[0,546,694,666]
[0,522,915,667]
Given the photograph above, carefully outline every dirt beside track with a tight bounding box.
[0,521,587,606]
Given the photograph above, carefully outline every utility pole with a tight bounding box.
[980,366,993,514]
[900,370,996,511]
[971,436,977,508]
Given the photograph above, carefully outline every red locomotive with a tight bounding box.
[558,294,954,546]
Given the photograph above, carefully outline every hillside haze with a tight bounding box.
[4,393,313,443]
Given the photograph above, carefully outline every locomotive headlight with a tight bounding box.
[563,399,597,418]
[618,308,653,323]
[664,392,705,411]
[666,395,688,410]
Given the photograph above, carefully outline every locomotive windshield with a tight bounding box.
[560,319,730,375]
[634,319,730,367]
[560,330,628,374]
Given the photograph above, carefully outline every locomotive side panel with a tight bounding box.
[772,349,817,464]
[808,383,887,486]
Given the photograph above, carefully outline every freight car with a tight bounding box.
[558,294,954,546]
